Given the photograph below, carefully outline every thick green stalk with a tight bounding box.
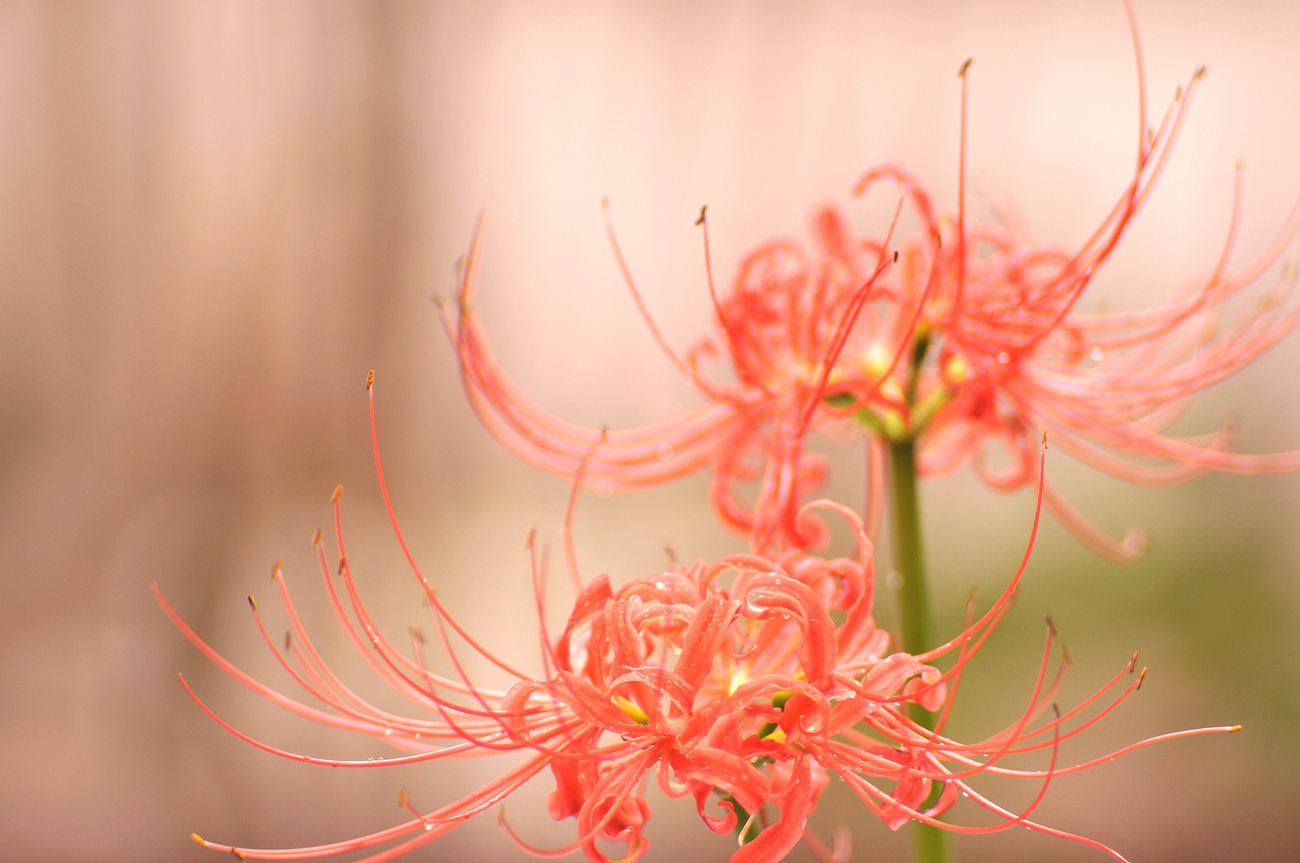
[887,438,953,863]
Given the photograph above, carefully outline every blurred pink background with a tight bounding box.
[2,2,1299,862]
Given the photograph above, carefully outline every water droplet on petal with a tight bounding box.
[1090,347,1104,362]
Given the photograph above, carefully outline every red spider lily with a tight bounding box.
[442,201,898,555]
[442,0,1300,560]
[158,380,1235,863]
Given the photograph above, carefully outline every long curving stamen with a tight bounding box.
[951,57,973,326]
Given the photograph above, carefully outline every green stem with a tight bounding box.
[888,438,954,863]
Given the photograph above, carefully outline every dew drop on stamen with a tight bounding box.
[657,444,674,461]
[996,352,1010,364]
[384,726,393,736]
[1090,347,1104,362]
[424,822,434,831]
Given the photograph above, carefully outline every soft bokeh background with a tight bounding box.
[2,2,1298,861]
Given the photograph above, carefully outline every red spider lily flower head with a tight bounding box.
[443,0,1300,561]
[158,380,1235,863]
[443,197,899,556]
[836,66,1300,561]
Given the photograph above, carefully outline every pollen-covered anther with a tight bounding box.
[366,369,374,389]
[862,343,893,380]
[231,849,246,860]
[247,595,257,611]
[312,528,323,547]
[942,352,971,385]
[613,695,650,725]
[191,833,205,846]
[1136,667,1149,690]
[284,631,293,651]
[331,484,343,504]
[271,558,282,579]
[337,557,346,576]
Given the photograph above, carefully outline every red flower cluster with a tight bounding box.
[158,384,1230,862]
[163,2,1259,861]
[444,7,1299,561]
